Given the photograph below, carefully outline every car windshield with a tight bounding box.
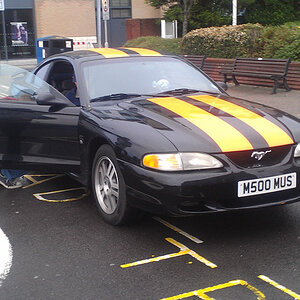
[0,64,53,101]
[82,57,221,101]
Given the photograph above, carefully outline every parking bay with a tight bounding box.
[0,174,299,299]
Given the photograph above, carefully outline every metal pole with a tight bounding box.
[1,11,8,60]
[104,20,108,48]
[232,0,237,26]
[96,0,102,47]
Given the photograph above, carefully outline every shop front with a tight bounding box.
[0,0,35,59]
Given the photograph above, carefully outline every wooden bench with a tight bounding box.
[182,55,206,69]
[220,57,291,94]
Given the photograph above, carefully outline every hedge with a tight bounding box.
[124,23,300,61]
[181,24,264,58]
[124,36,182,55]
[261,23,300,61]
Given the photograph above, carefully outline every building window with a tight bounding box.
[110,0,131,19]
[111,0,131,7]
[111,9,131,18]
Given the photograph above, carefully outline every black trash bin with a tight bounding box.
[36,36,73,63]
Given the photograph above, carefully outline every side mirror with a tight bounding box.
[36,91,71,106]
[216,81,228,91]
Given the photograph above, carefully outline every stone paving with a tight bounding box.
[0,58,37,71]
[227,84,300,119]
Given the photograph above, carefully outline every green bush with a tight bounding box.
[181,24,264,58]
[261,24,300,61]
[124,22,300,61]
[124,36,182,55]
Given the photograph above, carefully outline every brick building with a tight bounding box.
[0,0,162,59]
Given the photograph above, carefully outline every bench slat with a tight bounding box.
[182,55,206,69]
[221,57,291,94]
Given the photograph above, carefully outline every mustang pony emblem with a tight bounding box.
[251,150,272,161]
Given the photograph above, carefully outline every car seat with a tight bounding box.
[47,62,74,93]
[61,79,75,95]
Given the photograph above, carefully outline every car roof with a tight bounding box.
[53,47,166,61]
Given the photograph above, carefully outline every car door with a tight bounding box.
[0,64,81,172]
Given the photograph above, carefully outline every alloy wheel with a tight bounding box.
[94,156,119,214]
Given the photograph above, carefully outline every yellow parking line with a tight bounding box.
[258,275,300,299]
[120,238,217,269]
[33,187,89,203]
[166,238,216,268]
[161,279,265,300]
[22,174,64,189]
[153,217,203,244]
[121,250,189,268]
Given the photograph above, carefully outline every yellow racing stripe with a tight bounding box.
[122,47,162,56]
[89,48,129,58]
[148,97,253,152]
[189,95,294,147]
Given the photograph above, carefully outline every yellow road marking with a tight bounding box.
[190,95,294,147]
[153,217,203,244]
[148,97,253,152]
[122,47,162,56]
[90,48,129,58]
[33,187,89,203]
[120,238,216,269]
[258,275,300,299]
[121,250,189,268]
[161,279,265,300]
[22,174,65,189]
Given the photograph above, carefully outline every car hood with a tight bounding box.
[118,93,300,153]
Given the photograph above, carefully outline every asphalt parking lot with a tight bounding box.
[1,78,300,299]
[0,172,300,299]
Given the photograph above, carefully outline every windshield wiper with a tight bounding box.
[157,88,217,96]
[91,93,142,102]
[90,93,169,102]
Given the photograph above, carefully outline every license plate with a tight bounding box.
[238,172,297,197]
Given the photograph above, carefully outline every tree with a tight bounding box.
[147,0,256,36]
[146,0,195,36]
[147,0,298,36]
[243,0,299,25]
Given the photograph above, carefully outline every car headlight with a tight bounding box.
[142,153,223,171]
[294,143,300,158]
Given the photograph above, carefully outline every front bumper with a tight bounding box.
[118,157,300,216]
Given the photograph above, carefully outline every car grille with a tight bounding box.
[225,145,292,168]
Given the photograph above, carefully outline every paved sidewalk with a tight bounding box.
[0,58,37,71]
[227,84,300,119]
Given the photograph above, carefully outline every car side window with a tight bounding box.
[35,63,52,81]
[0,64,50,103]
[46,61,75,93]
[46,61,80,106]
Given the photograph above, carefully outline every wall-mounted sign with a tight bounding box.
[11,22,28,46]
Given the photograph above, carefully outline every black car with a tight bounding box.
[1,47,300,225]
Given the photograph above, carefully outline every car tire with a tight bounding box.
[92,145,135,225]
